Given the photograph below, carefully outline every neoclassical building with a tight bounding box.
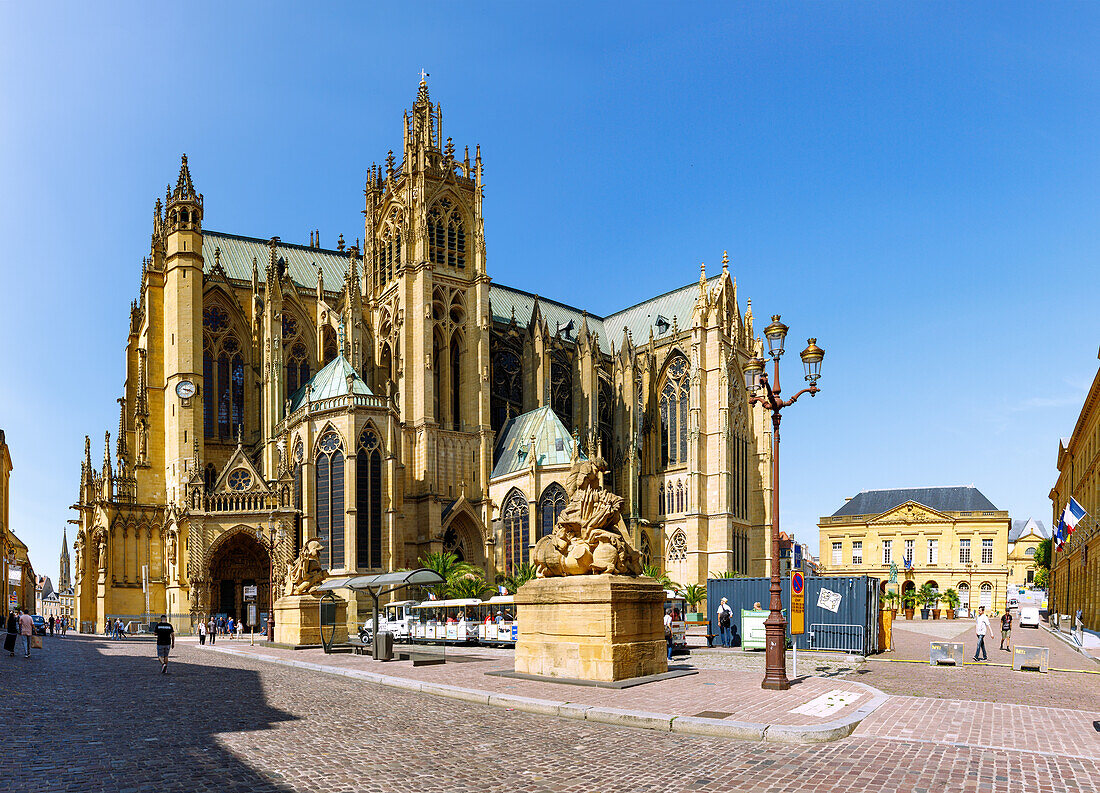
[72,79,774,633]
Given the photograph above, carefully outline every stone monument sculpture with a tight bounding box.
[515,457,666,682]
[273,536,347,647]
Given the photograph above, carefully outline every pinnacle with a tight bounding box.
[175,153,194,198]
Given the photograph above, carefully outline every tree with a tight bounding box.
[642,564,681,592]
[708,570,742,579]
[448,573,492,600]
[1034,538,1052,571]
[418,551,478,600]
[940,588,960,611]
[498,562,537,594]
[916,582,939,609]
[679,583,707,613]
[1034,568,1049,589]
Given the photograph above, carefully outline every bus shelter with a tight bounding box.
[315,568,445,659]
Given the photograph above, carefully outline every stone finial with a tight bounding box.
[722,250,729,274]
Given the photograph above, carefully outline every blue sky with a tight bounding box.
[2,3,1098,578]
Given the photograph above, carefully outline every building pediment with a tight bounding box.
[869,501,951,525]
[214,444,271,494]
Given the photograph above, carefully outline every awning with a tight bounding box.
[313,567,444,593]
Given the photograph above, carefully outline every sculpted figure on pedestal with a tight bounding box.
[533,458,643,578]
[283,538,325,596]
[97,538,108,571]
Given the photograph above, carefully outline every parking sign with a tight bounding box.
[790,570,805,635]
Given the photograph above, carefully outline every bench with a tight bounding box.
[397,651,445,667]
[346,636,371,655]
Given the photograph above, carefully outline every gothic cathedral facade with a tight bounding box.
[72,79,775,632]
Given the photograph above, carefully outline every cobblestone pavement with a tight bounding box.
[855,617,1100,708]
[5,635,1100,793]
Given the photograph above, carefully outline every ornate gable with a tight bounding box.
[869,500,951,525]
[214,442,270,494]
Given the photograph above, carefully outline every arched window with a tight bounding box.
[550,356,573,430]
[490,344,522,435]
[667,529,688,562]
[321,325,338,367]
[378,343,393,392]
[202,303,246,440]
[676,481,685,513]
[640,532,651,568]
[283,314,312,396]
[659,354,690,467]
[314,430,345,570]
[538,483,568,538]
[292,440,304,557]
[432,334,442,422]
[356,428,383,570]
[957,581,970,607]
[501,489,529,574]
[450,336,462,430]
[204,463,216,493]
[378,218,402,285]
[658,483,666,515]
[979,582,993,608]
[427,198,466,268]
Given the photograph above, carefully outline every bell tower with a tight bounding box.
[162,155,205,504]
[363,75,493,534]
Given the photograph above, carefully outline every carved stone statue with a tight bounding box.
[166,532,177,566]
[136,418,148,465]
[283,537,325,596]
[74,540,84,581]
[533,458,643,578]
[97,538,108,571]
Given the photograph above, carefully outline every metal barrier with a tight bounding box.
[809,623,864,654]
[1012,645,1049,673]
[929,641,965,666]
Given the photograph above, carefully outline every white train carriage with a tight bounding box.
[409,598,483,644]
[477,594,519,646]
[358,599,418,643]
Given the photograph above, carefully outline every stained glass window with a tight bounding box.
[227,469,252,491]
[315,430,344,569]
[501,489,529,574]
[490,345,522,436]
[550,357,573,430]
[659,354,690,468]
[356,428,383,570]
[538,483,567,538]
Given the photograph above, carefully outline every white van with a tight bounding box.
[1018,606,1040,628]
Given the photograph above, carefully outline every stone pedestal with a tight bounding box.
[514,575,668,682]
[274,594,348,646]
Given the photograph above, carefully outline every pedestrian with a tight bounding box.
[18,609,33,658]
[227,616,234,639]
[4,610,16,657]
[716,597,733,648]
[235,619,243,640]
[999,610,1012,651]
[48,616,55,636]
[152,614,174,674]
[207,617,216,645]
[197,618,206,645]
[972,605,990,661]
[664,609,674,660]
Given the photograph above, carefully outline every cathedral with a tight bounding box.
[72,78,775,633]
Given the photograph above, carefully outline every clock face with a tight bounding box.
[176,380,197,399]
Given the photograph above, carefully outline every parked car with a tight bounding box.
[30,615,47,635]
[1007,597,1019,609]
[1018,607,1040,628]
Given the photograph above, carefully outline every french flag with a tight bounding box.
[1063,498,1087,535]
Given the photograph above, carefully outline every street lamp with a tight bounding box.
[255,515,286,642]
[744,316,825,691]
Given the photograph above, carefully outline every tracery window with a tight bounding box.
[501,488,529,575]
[293,440,304,510]
[450,336,462,431]
[640,532,651,568]
[283,315,312,395]
[538,483,568,538]
[378,217,402,286]
[204,463,216,493]
[321,325,338,367]
[659,354,690,468]
[315,430,345,570]
[427,198,466,269]
[550,356,573,430]
[202,303,245,440]
[490,343,523,436]
[667,529,688,562]
[355,428,383,570]
[227,469,252,492]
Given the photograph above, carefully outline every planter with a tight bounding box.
[932,609,941,620]
[920,608,931,620]
[890,609,898,619]
[904,609,915,620]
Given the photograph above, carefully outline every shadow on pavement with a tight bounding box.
[0,635,296,793]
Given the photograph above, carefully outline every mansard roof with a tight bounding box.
[288,354,373,412]
[491,406,585,479]
[831,486,1000,517]
[203,231,356,293]
[1010,518,1049,542]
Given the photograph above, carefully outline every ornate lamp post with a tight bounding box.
[255,515,286,642]
[744,316,824,691]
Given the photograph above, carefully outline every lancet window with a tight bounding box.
[283,314,312,395]
[378,217,402,286]
[538,483,568,538]
[314,430,345,570]
[667,529,688,562]
[490,342,523,437]
[659,354,690,468]
[202,303,245,440]
[501,488,529,575]
[550,356,573,430]
[427,198,466,269]
[355,427,383,570]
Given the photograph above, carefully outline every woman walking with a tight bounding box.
[4,610,17,657]
[197,618,207,645]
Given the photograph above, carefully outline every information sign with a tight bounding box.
[243,585,258,600]
[790,570,805,635]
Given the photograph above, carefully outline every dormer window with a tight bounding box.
[655,315,670,335]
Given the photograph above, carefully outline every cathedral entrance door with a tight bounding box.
[208,531,271,626]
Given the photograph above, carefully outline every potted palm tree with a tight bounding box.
[917,582,937,619]
[939,588,960,620]
[680,584,707,621]
[882,590,899,618]
[902,594,916,620]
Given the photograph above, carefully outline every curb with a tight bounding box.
[1040,624,1100,666]
[197,644,887,744]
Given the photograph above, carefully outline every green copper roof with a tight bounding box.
[203,231,357,294]
[288,354,373,412]
[491,406,585,478]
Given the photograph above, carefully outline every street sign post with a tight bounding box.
[793,543,803,571]
[790,570,805,678]
[243,585,258,600]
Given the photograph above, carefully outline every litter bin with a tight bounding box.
[374,630,394,661]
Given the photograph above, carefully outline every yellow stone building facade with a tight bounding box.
[1007,518,1047,588]
[72,80,775,634]
[1050,354,1100,632]
[819,487,1011,612]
